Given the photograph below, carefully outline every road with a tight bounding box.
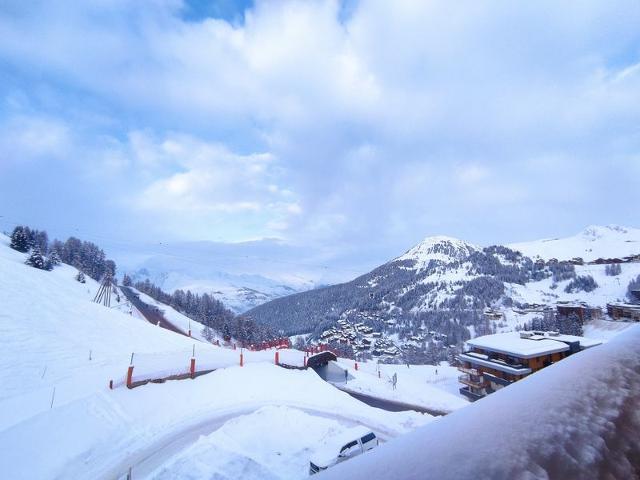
[88,402,400,480]
[313,361,446,416]
[337,387,446,416]
[121,286,187,336]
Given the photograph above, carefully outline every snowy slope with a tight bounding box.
[509,224,640,262]
[321,325,640,480]
[0,234,439,479]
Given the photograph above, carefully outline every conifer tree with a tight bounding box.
[10,226,30,252]
[25,248,46,270]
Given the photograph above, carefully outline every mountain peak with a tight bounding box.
[395,235,479,270]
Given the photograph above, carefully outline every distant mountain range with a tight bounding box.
[245,225,640,336]
[115,238,373,313]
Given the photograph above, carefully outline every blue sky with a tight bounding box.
[0,0,639,274]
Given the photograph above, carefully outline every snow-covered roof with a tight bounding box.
[467,332,571,358]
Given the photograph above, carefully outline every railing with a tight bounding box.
[459,386,484,401]
[458,374,486,388]
[483,372,512,387]
[457,366,479,376]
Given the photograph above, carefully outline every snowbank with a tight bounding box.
[320,325,640,480]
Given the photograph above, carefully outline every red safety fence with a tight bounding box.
[243,337,291,351]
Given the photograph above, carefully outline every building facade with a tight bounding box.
[457,331,601,401]
[607,302,640,322]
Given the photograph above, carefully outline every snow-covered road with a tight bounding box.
[105,402,400,480]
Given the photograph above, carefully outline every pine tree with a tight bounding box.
[10,226,30,252]
[122,274,133,287]
[25,248,46,270]
[44,250,61,271]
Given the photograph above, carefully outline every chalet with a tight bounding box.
[555,302,602,323]
[457,331,601,401]
[607,302,640,322]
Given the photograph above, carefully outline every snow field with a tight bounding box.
[0,235,436,479]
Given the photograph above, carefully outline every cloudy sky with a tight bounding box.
[0,0,639,274]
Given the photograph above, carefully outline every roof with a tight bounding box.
[310,426,373,466]
[467,332,571,358]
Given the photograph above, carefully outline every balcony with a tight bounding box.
[483,372,513,387]
[459,386,484,401]
[458,374,486,389]
[457,366,479,376]
[458,353,532,376]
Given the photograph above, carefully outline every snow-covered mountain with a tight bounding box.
[128,264,301,313]
[114,239,322,313]
[247,226,640,337]
[509,224,640,262]
[395,235,479,271]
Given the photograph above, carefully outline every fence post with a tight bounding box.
[275,351,280,365]
[190,357,196,379]
[240,352,244,367]
[126,365,135,388]
[304,356,307,368]
[355,362,358,371]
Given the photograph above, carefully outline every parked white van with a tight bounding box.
[309,426,379,475]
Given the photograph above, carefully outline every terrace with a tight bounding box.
[458,353,532,376]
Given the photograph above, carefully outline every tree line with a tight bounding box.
[9,225,115,280]
[124,275,274,344]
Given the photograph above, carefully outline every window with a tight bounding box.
[361,433,376,444]
[341,441,358,453]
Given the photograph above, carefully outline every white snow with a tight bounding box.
[320,324,640,480]
[0,234,434,480]
[509,224,640,262]
[466,331,601,358]
[395,236,479,271]
[331,360,468,414]
[129,287,214,342]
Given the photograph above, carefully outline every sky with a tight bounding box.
[0,0,639,277]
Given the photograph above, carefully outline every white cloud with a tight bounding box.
[1,0,639,251]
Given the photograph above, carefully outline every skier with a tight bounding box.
[344,369,348,384]
[392,372,398,390]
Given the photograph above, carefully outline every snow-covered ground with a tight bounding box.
[509,224,640,262]
[331,360,467,414]
[505,261,640,309]
[321,324,640,480]
[0,235,441,480]
[126,287,215,343]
